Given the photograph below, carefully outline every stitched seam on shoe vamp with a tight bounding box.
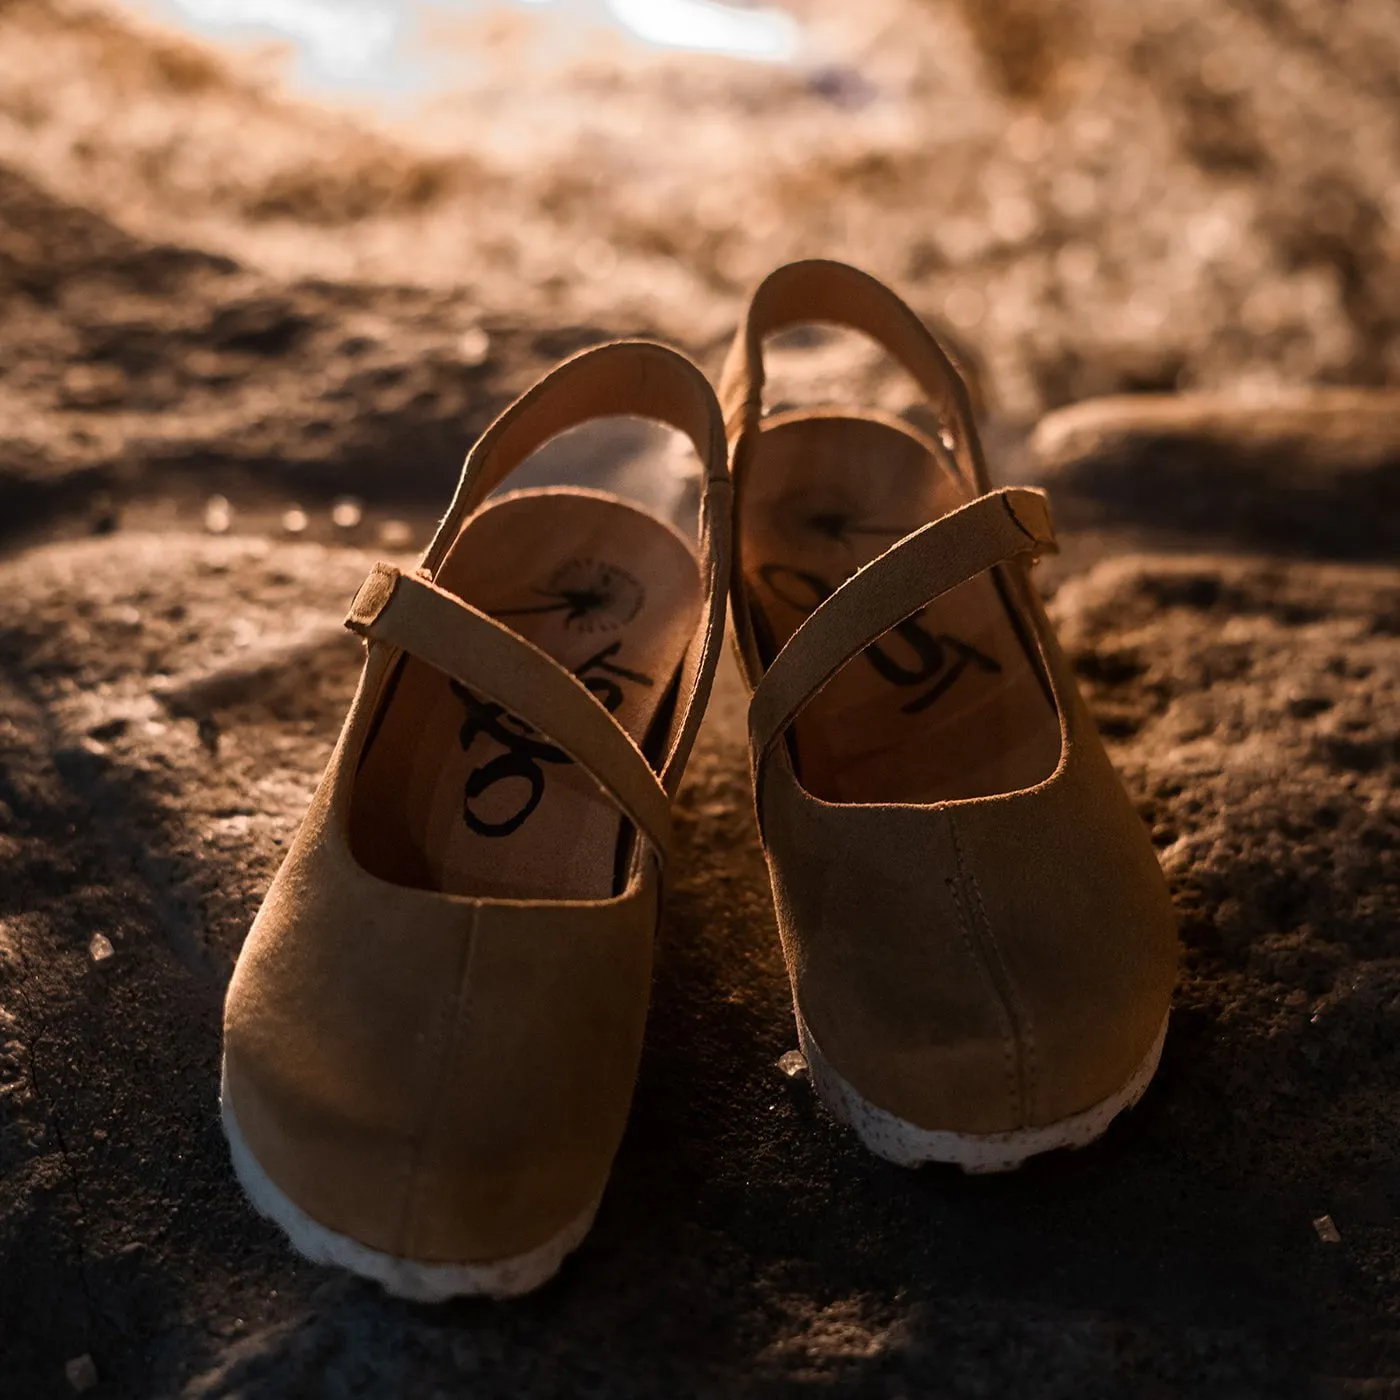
[945,859,1018,1122]
[945,875,1017,1116]
[967,861,1038,1124]
[396,904,479,1258]
[947,815,1025,1126]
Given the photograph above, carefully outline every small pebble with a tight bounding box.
[331,498,363,530]
[378,519,414,549]
[458,326,491,366]
[281,507,309,535]
[65,1354,98,1393]
[777,1050,808,1078]
[88,934,115,964]
[203,495,232,534]
[1313,1213,1341,1243]
[807,63,880,110]
[88,492,119,535]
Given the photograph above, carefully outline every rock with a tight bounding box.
[0,530,1396,1395]
[1028,391,1400,560]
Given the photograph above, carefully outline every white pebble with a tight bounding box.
[378,519,414,549]
[65,1354,98,1393]
[331,498,363,530]
[458,326,491,366]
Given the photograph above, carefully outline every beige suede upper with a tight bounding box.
[723,261,1178,1135]
[223,342,731,1264]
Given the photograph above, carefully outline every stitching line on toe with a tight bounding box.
[948,815,1028,1126]
[945,842,1019,1123]
[967,863,1038,1124]
[399,904,480,1257]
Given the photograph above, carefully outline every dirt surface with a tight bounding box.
[2,0,1400,1396]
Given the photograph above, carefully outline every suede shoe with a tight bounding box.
[722,261,1177,1171]
[222,342,731,1296]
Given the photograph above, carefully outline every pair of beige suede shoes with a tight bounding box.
[220,261,1178,1302]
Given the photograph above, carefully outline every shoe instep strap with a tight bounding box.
[748,487,1057,764]
[346,562,674,864]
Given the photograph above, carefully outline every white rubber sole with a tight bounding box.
[794,1007,1169,1173]
[220,1080,600,1302]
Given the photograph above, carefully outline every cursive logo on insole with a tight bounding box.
[757,563,1000,714]
[494,558,645,635]
[450,641,655,837]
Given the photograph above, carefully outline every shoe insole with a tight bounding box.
[740,413,1062,806]
[350,489,702,900]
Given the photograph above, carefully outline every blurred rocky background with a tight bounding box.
[1,0,1398,1395]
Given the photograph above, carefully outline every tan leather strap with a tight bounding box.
[748,487,1057,762]
[418,340,731,798]
[346,563,674,864]
[718,259,989,493]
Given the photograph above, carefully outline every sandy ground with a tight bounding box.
[1,0,1399,1395]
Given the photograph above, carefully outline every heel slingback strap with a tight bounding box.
[347,563,674,864]
[718,259,989,494]
[418,340,731,801]
[747,487,1057,764]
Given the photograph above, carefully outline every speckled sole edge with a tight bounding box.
[794,1009,1169,1173]
[220,1072,600,1302]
